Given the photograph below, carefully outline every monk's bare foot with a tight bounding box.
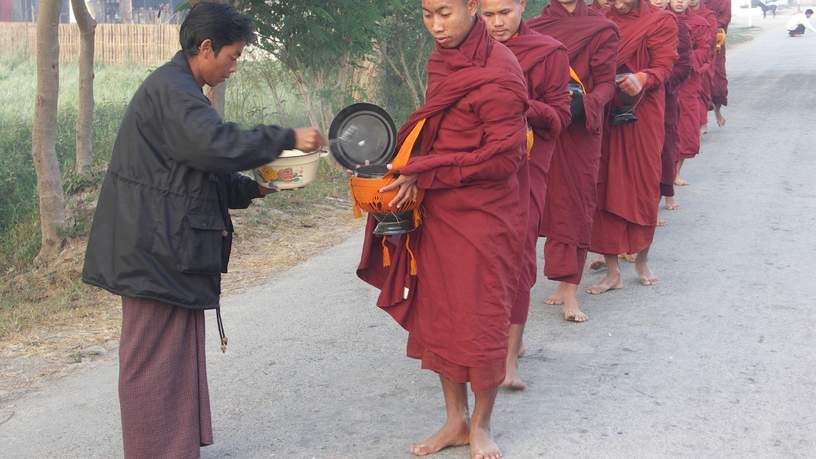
[619,253,636,263]
[716,110,726,128]
[586,273,623,295]
[544,283,567,305]
[563,298,588,323]
[411,419,470,456]
[635,260,659,287]
[674,177,689,187]
[664,196,680,211]
[470,426,502,459]
[500,369,527,391]
[657,219,667,227]
[518,344,527,358]
[544,294,564,305]
[589,258,607,271]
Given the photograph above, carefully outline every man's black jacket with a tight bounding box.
[82,51,295,309]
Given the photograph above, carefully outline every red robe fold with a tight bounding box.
[530,0,620,284]
[706,0,730,107]
[504,21,571,324]
[591,2,678,255]
[357,17,529,391]
[661,15,692,197]
[677,11,715,160]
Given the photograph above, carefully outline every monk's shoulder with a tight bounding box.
[489,42,524,74]
[653,9,679,28]
[527,28,565,50]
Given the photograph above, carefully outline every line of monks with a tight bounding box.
[357,0,730,458]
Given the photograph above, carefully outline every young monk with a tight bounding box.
[587,0,678,293]
[674,0,715,181]
[481,0,572,389]
[529,0,619,322]
[705,0,730,127]
[652,0,692,213]
[358,1,529,457]
[673,0,715,186]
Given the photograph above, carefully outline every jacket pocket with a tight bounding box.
[179,212,227,275]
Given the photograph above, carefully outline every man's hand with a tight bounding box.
[617,72,649,97]
[379,172,419,209]
[294,128,326,153]
[258,184,278,195]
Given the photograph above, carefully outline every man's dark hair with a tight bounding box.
[806,8,813,15]
[179,2,256,57]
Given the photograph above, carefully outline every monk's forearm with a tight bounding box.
[415,153,522,190]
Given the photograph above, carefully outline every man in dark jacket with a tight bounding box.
[81,3,324,457]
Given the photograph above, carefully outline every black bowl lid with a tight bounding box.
[329,103,397,171]
[354,164,390,178]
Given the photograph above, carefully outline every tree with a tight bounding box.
[120,0,133,23]
[237,0,387,132]
[31,0,67,261]
[71,0,96,175]
[374,2,433,122]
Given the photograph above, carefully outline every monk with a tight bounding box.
[672,0,715,186]
[674,0,715,182]
[690,0,718,133]
[653,0,692,213]
[529,0,619,322]
[587,0,678,293]
[705,0,730,127]
[358,1,529,458]
[481,0,572,389]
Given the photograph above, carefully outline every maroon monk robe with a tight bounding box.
[661,15,692,198]
[357,17,529,391]
[504,21,571,324]
[590,1,678,256]
[692,1,718,128]
[707,0,730,107]
[676,10,714,160]
[530,0,620,284]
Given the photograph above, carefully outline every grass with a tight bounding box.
[0,54,348,340]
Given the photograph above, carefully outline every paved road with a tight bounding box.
[2,24,815,459]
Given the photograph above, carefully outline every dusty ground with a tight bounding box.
[0,193,363,407]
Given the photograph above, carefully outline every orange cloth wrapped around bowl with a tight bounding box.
[349,119,427,274]
[350,119,426,220]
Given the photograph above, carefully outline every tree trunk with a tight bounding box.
[120,0,133,23]
[71,0,96,175]
[32,0,66,262]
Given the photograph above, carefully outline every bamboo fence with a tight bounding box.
[0,22,180,66]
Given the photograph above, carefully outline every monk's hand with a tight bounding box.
[294,128,326,153]
[618,72,648,97]
[380,173,419,209]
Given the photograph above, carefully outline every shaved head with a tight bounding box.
[480,0,526,43]
[422,0,479,49]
